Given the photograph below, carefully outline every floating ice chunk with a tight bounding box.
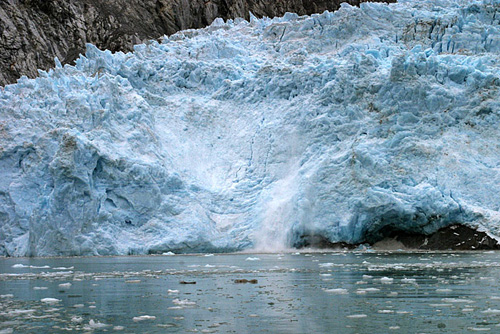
[401,278,416,284]
[113,326,125,331]
[245,257,260,261]
[4,309,35,316]
[162,252,175,256]
[324,288,349,294]
[442,298,475,303]
[33,287,48,290]
[172,299,196,306]
[41,298,60,304]
[482,309,500,314]
[319,263,334,268]
[436,288,452,292]
[71,316,83,324]
[0,294,13,298]
[133,315,156,322]
[168,289,179,294]
[346,314,367,319]
[467,328,491,331]
[53,267,74,270]
[378,310,394,314]
[380,277,394,284]
[85,319,109,329]
[11,264,28,268]
[58,282,72,289]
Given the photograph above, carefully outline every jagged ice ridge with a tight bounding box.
[1,0,500,256]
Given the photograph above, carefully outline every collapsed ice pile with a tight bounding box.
[1,0,500,256]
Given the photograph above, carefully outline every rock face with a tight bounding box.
[1,0,500,257]
[296,224,500,251]
[382,225,500,251]
[0,0,395,86]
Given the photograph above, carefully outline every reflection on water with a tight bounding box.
[1,251,500,333]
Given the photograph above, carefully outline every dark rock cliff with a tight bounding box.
[0,0,395,86]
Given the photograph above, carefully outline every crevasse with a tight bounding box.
[1,0,500,256]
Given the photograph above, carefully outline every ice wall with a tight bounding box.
[1,0,500,256]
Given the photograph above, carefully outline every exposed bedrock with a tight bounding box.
[296,224,500,251]
[0,0,395,86]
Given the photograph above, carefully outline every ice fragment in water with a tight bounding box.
[133,315,156,322]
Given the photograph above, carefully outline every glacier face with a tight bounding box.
[1,0,500,256]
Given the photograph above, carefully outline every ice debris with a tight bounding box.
[85,319,109,329]
[71,316,83,324]
[172,299,197,307]
[324,288,349,294]
[380,277,394,284]
[133,315,156,322]
[1,0,500,256]
[40,298,61,304]
[58,282,72,289]
[347,314,368,319]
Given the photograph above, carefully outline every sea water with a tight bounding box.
[1,251,500,333]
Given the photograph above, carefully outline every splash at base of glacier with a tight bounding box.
[1,0,500,256]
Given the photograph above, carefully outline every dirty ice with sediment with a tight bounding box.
[1,0,500,256]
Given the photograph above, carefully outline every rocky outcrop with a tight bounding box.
[0,0,395,86]
[375,225,500,251]
[296,225,500,251]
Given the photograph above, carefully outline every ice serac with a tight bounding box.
[1,0,500,256]
[0,0,395,86]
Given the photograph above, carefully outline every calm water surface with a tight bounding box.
[1,251,500,333]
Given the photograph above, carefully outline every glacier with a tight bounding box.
[1,0,500,256]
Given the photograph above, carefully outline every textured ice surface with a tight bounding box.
[1,0,500,256]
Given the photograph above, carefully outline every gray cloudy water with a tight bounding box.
[1,251,500,333]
